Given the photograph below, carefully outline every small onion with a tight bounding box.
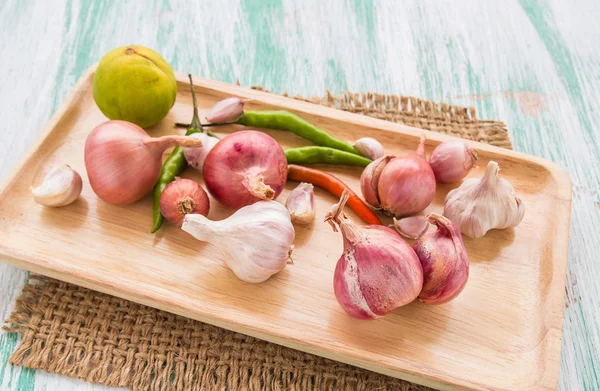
[413,213,470,304]
[429,140,478,183]
[203,130,287,208]
[325,190,424,319]
[84,120,203,205]
[160,177,210,226]
[360,135,436,217]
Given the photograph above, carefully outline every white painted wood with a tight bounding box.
[0,0,597,389]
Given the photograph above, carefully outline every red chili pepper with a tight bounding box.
[287,164,382,225]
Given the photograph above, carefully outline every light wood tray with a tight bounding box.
[0,67,571,391]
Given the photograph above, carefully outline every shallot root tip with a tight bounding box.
[324,190,350,229]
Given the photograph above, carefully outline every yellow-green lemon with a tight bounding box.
[93,45,177,128]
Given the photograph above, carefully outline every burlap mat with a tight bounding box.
[3,90,511,391]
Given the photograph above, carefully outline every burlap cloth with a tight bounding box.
[3,90,511,391]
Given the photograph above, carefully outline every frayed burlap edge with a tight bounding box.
[3,89,511,391]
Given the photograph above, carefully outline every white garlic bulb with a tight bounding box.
[285,183,315,224]
[353,137,384,160]
[30,164,82,207]
[182,201,295,283]
[443,161,525,238]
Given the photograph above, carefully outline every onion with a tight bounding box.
[202,130,288,208]
[325,190,424,319]
[429,140,478,183]
[413,213,470,304]
[84,120,203,205]
[160,177,210,226]
[360,134,436,217]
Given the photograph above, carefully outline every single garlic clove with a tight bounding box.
[30,164,82,207]
[392,215,429,239]
[183,132,220,171]
[359,155,393,207]
[443,161,525,238]
[206,97,245,123]
[354,137,384,160]
[285,182,315,224]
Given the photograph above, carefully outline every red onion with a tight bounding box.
[159,177,210,226]
[84,120,203,205]
[413,213,469,304]
[203,130,287,208]
[360,134,436,217]
[429,140,478,183]
[325,190,424,319]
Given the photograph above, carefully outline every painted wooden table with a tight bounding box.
[0,1,598,390]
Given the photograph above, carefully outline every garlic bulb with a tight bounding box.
[354,137,384,160]
[443,161,525,238]
[182,201,295,283]
[30,165,82,207]
[285,183,315,224]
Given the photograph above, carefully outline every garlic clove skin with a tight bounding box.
[413,213,469,305]
[443,161,525,238]
[182,201,295,283]
[359,155,393,207]
[30,165,82,207]
[429,140,478,183]
[392,215,429,239]
[354,137,384,160]
[285,183,315,224]
[206,97,245,123]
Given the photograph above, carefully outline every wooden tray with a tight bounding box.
[0,67,571,391]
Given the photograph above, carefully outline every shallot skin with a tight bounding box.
[334,225,424,319]
[203,131,288,209]
[377,152,436,217]
[413,214,469,305]
[429,140,478,183]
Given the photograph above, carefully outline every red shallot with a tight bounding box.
[360,134,436,217]
[159,177,210,226]
[325,190,423,319]
[85,120,203,205]
[413,213,469,304]
[429,140,478,183]
[203,130,288,208]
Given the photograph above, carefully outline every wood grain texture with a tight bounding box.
[0,1,597,390]
[0,70,571,391]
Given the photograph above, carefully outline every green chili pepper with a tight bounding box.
[151,74,205,233]
[238,111,359,155]
[177,110,360,155]
[284,146,371,167]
